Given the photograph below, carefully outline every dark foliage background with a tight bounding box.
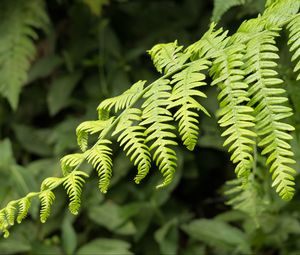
[1,0,300,254]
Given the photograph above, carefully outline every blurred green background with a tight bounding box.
[1,0,300,254]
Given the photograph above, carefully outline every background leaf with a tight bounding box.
[76,238,132,255]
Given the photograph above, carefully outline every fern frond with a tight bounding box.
[148,41,189,74]
[39,190,55,223]
[97,80,146,113]
[209,38,256,180]
[168,59,211,151]
[141,79,177,188]
[76,118,114,151]
[212,0,245,23]
[186,23,229,60]
[98,107,110,120]
[16,197,31,224]
[225,177,266,225]
[41,177,64,190]
[0,0,48,109]
[4,202,16,226]
[60,153,85,175]
[287,14,300,80]
[245,30,296,201]
[63,171,89,215]
[112,108,151,184]
[85,140,113,193]
[0,211,9,238]
[262,0,300,27]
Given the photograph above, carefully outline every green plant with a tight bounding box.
[0,0,48,110]
[0,0,299,249]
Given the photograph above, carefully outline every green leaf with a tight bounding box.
[88,202,132,231]
[76,238,132,255]
[13,125,52,157]
[154,219,178,255]
[27,55,62,83]
[0,237,31,254]
[182,219,251,253]
[0,139,15,169]
[47,73,81,116]
[31,242,62,255]
[10,165,38,196]
[62,215,77,255]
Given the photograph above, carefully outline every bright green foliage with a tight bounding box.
[41,177,64,190]
[4,203,16,227]
[63,171,89,214]
[141,79,178,188]
[0,212,9,238]
[186,24,229,60]
[288,14,300,80]
[263,0,300,27]
[60,153,85,175]
[85,140,113,193]
[39,190,55,223]
[16,197,31,224]
[97,80,146,113]
[0,0,48,109]
[211,40,256,180]
[0,0,300,239]
[148,41,189,74]
[168,59,210,151]
[244,29,296,201]
[112,108,151,184]
[76,118,114,151]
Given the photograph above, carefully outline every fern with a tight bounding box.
[148,41,189,74]
[97,80,146,113]
[0,0,48,109]
[63,171,89,214]
[141,79,178,188]
[225,176,266,226]
[16,197,32,224]
[112,108,151,184]
[85,140,113,193]
[287,14,300,80]
[61,153,85,175]
[262,0,300,27]
[41,177,65,190]
[4,203,16,226]
[76,118,114,151]
[168,59,211,150]
[0,212,9,238]
[190,24,256,180]
[39,190,55,223]
[186,24,229,60]
[0,0,300,237]
[244,29,296,200]
[214,43,256,180]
